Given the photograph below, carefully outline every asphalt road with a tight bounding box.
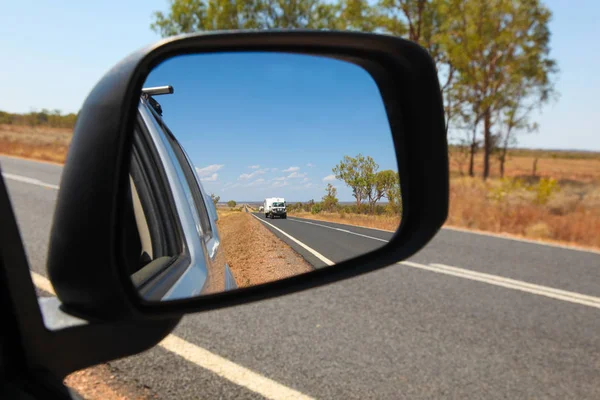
[2,155,600,399]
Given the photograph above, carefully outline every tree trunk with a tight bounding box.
[468,143,476,177]
[499,146,508,178]
[483,109,491,180]
[468,124,478,177]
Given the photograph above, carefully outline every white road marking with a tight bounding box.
[30,271,314,400]
[252,214,334,266]
[2,173,59,190]
[290,215,395,233]
[401,261,600,309]
[31,271,56,293]
[289,215,600,255]
[442,226,600,255]
[160,335,313,400]
[259,215,600,309]
[287,217,389,243]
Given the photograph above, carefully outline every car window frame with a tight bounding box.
[146,107,214,243]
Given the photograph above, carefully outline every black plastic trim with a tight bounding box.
[46,30,447,322]
[0,164,180,379]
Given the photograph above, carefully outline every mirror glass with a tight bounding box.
[126,52,402,301]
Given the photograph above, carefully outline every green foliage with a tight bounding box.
[371,169,399,210]
[227,200,237,208]
[322,183,339,212]
[302,199,315,212]
[150,0,558,182]
[386,178,402,215]
[333,154,378,207]
[150,0,352,36]
[210,193,220,205]
[311,202,323,214]
[447,0,557,178]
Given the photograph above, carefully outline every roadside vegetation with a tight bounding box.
[0,110,76,163]
[0,123,71,163]
[2,1,598,249]
[287,151,600,249]
[216,210,312,287]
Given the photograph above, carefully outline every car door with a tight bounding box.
[138,98,233,297]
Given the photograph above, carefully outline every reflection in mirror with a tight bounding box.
[126,52,401,302]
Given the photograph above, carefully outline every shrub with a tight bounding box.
[311,203,322,214]
[488,178,525,202]
[531,177,560,205]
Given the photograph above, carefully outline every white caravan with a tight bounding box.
[264,197,287,219]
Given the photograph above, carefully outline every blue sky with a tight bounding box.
[0,2,598,154]
[144,52,396,201]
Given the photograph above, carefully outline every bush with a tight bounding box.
[488,178,525,202]
[531,177,560,205]
[311,203,322,214]
[303,200,315,213]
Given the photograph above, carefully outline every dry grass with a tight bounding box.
[1,123,597,249]
[0,124,71,163]
[449,150,600,183]
[65,364,155,399]
[216,211,312,287]
[289,210,400,232]
[447,177,600,249]
[291,176,600,250]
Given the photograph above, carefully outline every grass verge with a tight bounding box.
[0,124,71,163]
[216,211,312,287]
[65,364,155,400]
[290,176,600,250]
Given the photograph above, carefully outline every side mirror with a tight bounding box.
[47,31,448,320]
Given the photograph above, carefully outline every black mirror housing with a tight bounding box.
[47,30,448,320]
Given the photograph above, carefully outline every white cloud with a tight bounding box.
[323,174,336,182]
[306,163,314,167]
[271,168,279,171]
[248,165,260,169]
[302,177,310,183]
[246,178,265,187]
[196,164,224,178]
[272,180,289,188]
[283,166,300,172]
[287,172,306,179]
[239,169,267,180]
[273,176,286,181]
[304,183,313,188]
[203,173,218,182]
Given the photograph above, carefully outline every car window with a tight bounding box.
[126,120,184,278]
[149,109,213,240]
